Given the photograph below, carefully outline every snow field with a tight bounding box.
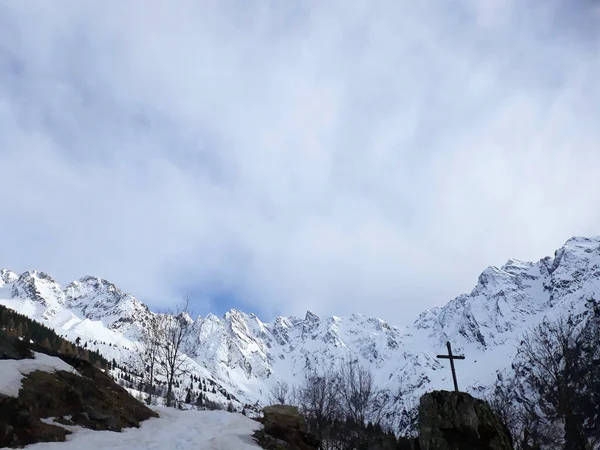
[19,408,263,450]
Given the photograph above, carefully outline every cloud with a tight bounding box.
[1,0,599,324]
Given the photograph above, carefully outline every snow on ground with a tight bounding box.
[20,408,263,450]
[0,352,80,397]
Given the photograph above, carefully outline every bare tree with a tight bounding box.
[136,315,163,403]
[519,317,588,450]
[158,297,195,407]
[487,375,541,450]
[269,380,291,405]
[296,369,340,443]
[337,357,391,427]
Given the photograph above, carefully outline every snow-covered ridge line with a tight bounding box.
[1,235,599,410]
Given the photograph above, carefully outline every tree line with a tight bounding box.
[0,304,108,368]
[268,357,411,450]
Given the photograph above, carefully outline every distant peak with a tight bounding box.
[19,270,57,282]
[477,266,503,282]
[305,310,320,322]
[503,258,528,267]
[224,309,247,321]
[563,236,600,250]
[500,258,533,274]
[0,268,18,284]
[205,312,220,321]
[76,275,119,290]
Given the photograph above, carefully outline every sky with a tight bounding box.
[1,0,599,326]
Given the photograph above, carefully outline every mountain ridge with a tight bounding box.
[1,235,599,413]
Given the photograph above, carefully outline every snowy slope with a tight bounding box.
[22,408,262,449]
[1,236,599,411]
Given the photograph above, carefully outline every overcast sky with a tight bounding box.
[1,1,599,325]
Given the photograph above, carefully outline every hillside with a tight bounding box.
[1,236,599,414]
[0,332,157,448]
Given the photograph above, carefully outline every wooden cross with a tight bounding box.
[436,341,465,392]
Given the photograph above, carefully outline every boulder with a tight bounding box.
[254,405,320,450]
[419,391,513,450]
[263,405,305,432]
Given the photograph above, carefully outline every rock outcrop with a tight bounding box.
[253,405,320,450]
[418,391,513,450]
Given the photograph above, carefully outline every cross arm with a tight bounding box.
[436,355,465,359]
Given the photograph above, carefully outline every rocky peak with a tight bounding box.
[563,235,600,250]
[65,276,127,306]
[10,271,65,311]
[304,310,320,322]
[0,269,18,285]
[223,309,251,324]
[500,258,534,275]
[64,276,151,337]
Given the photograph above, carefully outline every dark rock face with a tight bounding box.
[419,391,513,450]
[0,335,158,448]
[254,405,320,450]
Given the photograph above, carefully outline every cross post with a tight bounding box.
[436,341,465,392]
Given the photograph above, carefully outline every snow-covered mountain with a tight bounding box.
[1,236,599,411]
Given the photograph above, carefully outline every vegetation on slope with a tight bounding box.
[0,304,108,368]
